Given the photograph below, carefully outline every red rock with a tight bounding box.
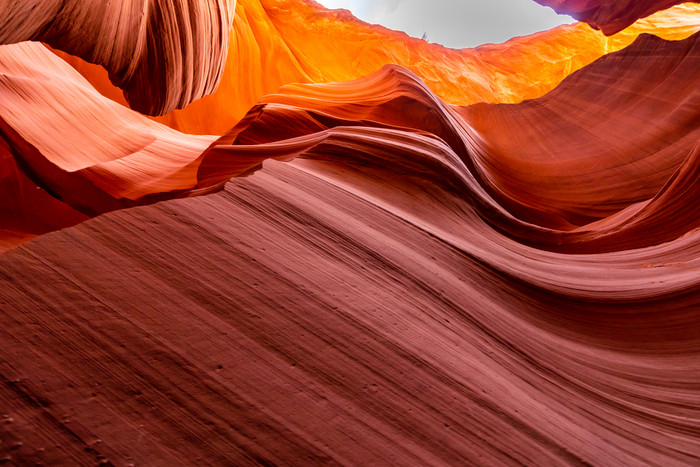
[1,150,699,464]
[200,31,700,253]
[535,0,689,34]
[0,0,699,464]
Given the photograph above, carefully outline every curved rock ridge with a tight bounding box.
[459,31,700,239]
[2,36,699,459]
[0,43,217,243]
[199,31,700,253]
[1,114,699,465]
[535,0,690,34]
[56,0,700,134]
[1,2,699,464]
[1,31,698,255]
[0,0,236,115]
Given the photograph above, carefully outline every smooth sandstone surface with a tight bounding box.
[0,0,236,115]
[2,28,698,253]
[2,157,699,465]
[1,0,699,465]
[0,43,218,247]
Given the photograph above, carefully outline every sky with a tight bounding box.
[316,0,574,49]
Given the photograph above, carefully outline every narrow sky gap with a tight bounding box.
[316,0,574,48]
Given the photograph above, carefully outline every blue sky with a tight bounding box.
[316,0,574,48]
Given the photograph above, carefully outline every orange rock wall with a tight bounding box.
[59,0,700,134]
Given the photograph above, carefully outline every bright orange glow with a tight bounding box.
[55,1,700,135]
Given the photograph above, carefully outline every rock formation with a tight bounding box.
[0,0,236,115]
[535,0,689,34]
[56,0,700,134]
[1,0,699,465]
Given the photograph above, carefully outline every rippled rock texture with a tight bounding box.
[1,0,699,465]
[0,0,236,115]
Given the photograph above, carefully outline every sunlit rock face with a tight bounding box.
[0,0,236,115]
[3,18,698,251]
[56,0,700,134]
[213,32,700,254]
[1,0,700,465]
[535,0,688,34]
[0,43,220,246]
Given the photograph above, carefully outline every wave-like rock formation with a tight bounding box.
[3,27,698,252]
[536,0,689,34]
[0,43,219,247]
[3,152,699,465]
[56,0,700,134]
[1,0,700,465]
[0,0,236,115]
[209,31,700,255]
[2,41,700,460]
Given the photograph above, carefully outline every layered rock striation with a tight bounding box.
[1,1,699,465]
